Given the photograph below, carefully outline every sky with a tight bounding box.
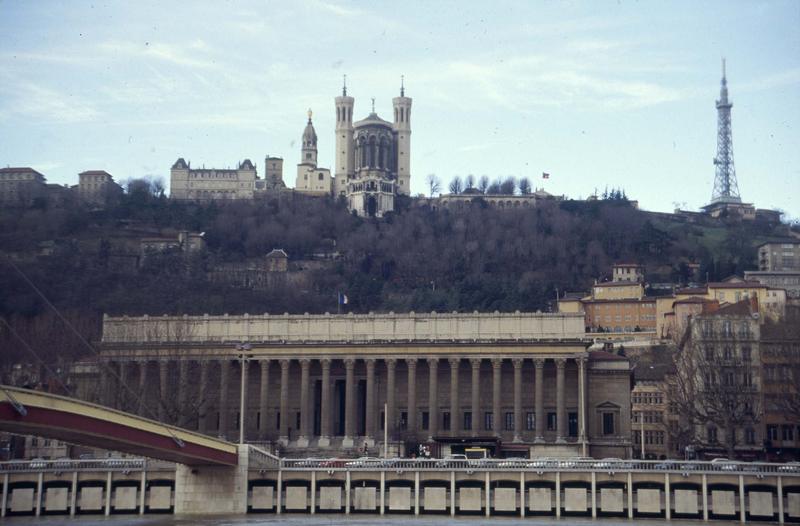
[1,1,798,217]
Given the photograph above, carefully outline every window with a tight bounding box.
[318,173,324,180]
[745,428,756,445]
[741,347,751,361]
[442,411,451,431]
[275,412,280,430]
[722,321,732,337]
[724,371,735,386]
[723,347,732,360]
[306,153,311,159]
[783,425,795,441]
[547,412,557,431]
[568,412,578,437]
[380,412,385,430]
[707,426,718,443]
[602,412,615,436]
[505,412,515,431]
[463,411,472,431]
[400,411,408,430]
[705,347,714,361]
[767,425,779,441]
[421,411,429,430]
[526,412,535,431]
[296,412,301,430]
[484,412,494,431]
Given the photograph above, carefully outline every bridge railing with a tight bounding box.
[0,458,146,474]
[278,458,800,476]
[248,445,281,471]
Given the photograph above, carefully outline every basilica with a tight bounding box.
[294,79,412,217]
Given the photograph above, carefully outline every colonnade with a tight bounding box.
[98,355,588,449]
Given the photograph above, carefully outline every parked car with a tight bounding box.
[710,458,738,471]
[778,462,800,473]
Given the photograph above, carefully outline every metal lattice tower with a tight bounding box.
[710,58,741,204]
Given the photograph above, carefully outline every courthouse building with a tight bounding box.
[86,311,632,459]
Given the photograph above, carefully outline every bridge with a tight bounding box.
[0,385,238,466]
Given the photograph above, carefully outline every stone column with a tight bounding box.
[470,359,481,437]
[555,358,566,443]
[428,357,439,440]
[343,358,356,448]
[318,359,331,446]
[98,361,110,406]
[297,359,311,447]
[386,359,396,441]
[258,360,270,441]
[534,358,545,443]
[118,361,129,410]
[492,358,502,437]
[218,359,230,439]
[449,358,460,436]
[513,358,523,442]
[177,360,189,426]
[407,358,417,436]
[279,359,290,444]
[158,359,169,422]
[137,360,149,416]
[578,356,587,455]
[365,359,376,445]
[198,360,209,433]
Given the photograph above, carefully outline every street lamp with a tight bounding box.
[236,343,252,445]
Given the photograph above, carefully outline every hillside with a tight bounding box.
[0,186,794,368]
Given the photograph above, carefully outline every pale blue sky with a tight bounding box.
[1,1,798,216]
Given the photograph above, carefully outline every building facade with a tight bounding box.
[759,241,800,272]
[678,301,764,460]
[170,158,258,200]
[0,167,46,204]
[87,312,632,459]
[295,111,333,195]
[78,170,122,204]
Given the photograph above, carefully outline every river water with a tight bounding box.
[0,516,745,526]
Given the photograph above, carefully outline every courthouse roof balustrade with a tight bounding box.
[101,311,586,346]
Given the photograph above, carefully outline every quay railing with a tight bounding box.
[278,457,800,476]
[0,458,145,474]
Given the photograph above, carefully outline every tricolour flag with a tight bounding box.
[542,172,550,179]
[338,292,349,305]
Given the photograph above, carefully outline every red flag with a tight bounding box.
[542,172,550,179]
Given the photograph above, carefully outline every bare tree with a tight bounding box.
[477,175,489,194]
[464,174,475,191]
[426,174,441,197]
[448,176,463,194]
[487,178,502,194]
[518,177,531,194]
[500,177,516,195]
[672,319,762,458]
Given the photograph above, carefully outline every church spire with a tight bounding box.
[342,74,347,96]
[400,75,405,97]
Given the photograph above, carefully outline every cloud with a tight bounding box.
[0,78,100,123]
[100,39,218,69]
[309,0,362,18]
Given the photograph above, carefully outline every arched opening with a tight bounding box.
[366,195,378,217]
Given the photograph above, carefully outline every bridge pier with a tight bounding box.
[173,445,249,514]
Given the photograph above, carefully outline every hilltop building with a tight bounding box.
[169,158,258,201]
[0,167,47,204]
[78,170,122,204]
[294,111,333,195]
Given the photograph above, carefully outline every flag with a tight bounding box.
[542,172,550,179]
[338,292,349,305]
